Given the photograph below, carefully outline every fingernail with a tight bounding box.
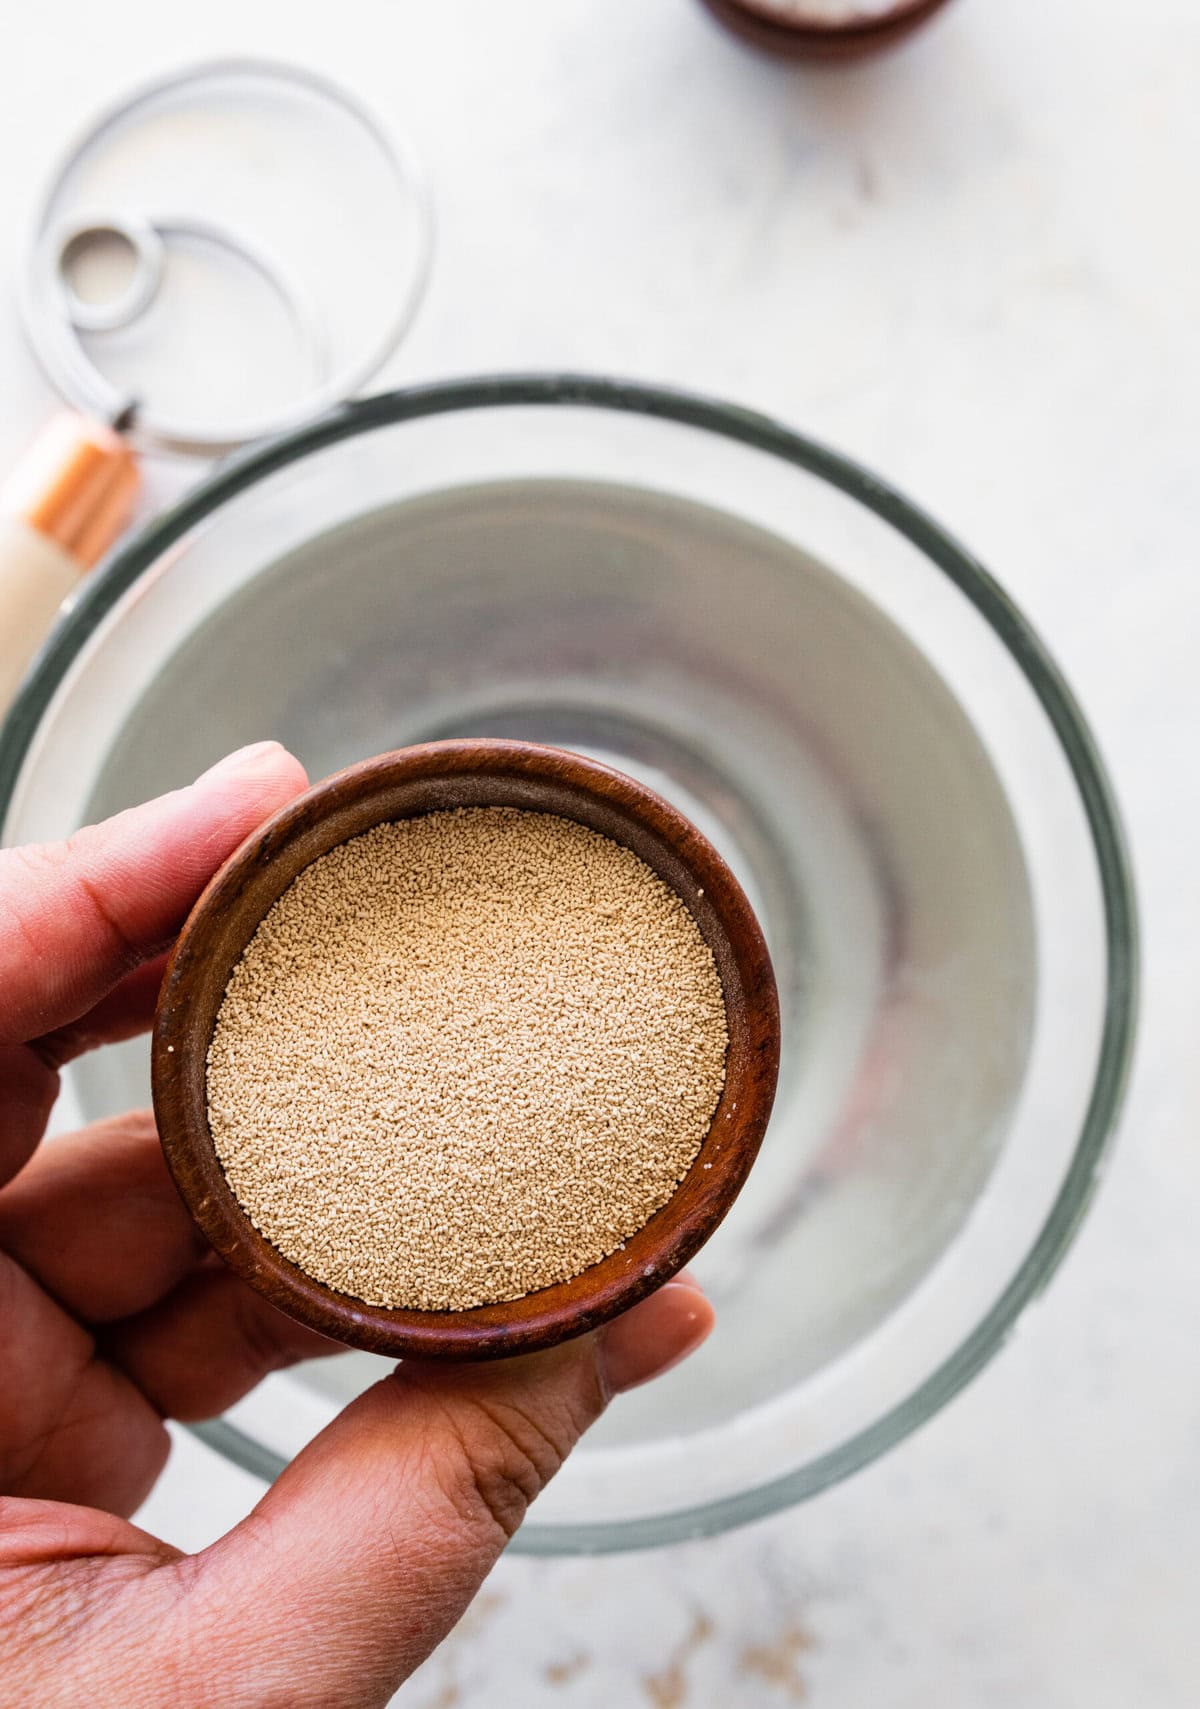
[195,742,288,785]
[597,1274,715,1396]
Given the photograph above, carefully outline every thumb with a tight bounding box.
[185,1277,712,1709]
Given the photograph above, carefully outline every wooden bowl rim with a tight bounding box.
[698,0,954,59]
[152,739,780,1359]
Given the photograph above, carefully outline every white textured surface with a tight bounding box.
[3,1,1197,1703]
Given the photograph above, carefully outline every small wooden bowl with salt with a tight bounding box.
[153,740,780,1360]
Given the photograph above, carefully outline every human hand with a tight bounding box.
[0,743,714,1707]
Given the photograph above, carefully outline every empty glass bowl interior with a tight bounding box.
[0,380,1135,1551]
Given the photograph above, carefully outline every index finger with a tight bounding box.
[0,742,308,1046]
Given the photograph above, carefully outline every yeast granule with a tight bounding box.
[206,807,728,1310]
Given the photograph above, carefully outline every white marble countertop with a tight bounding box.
[2,1,1197,1703]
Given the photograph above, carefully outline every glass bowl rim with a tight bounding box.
[0,373,1140,1552]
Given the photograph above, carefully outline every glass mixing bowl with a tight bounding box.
[0,376,1137,1552]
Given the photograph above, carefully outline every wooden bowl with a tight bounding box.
[152,740,780,1360]
[697,0,955,60]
